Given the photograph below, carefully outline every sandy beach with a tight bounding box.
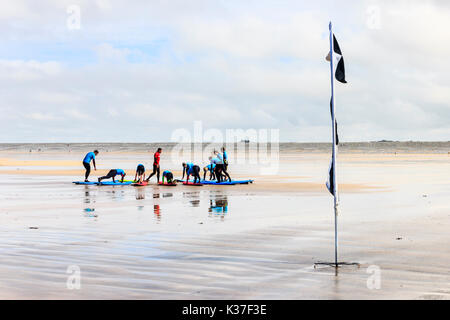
[0,143,449,299]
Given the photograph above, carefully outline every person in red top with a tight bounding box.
[146,148,162,183]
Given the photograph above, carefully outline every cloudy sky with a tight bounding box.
[0,0,449,142]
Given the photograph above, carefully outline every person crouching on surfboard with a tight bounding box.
[98,169,126,183]
[162,170,174,184]
[82,150,98,182]
[203,157,216,181]
[134,164,145,183]
[182,162,201,184]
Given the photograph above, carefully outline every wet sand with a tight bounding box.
[0,150,449,299]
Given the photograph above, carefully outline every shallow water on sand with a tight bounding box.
[0,170,449,299]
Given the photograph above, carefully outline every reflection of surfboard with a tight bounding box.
[158,182,177,186]
[183,182,203,186]
[73,181,98,185]
[73,181,132,186]
[132,181,148,186]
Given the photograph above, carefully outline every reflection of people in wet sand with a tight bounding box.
[135,188,145,200]
[154,204,161,221]
[209,197,228,214]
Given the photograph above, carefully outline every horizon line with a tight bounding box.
[1,140,450,144]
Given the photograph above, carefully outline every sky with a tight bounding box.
[0,0,449,142]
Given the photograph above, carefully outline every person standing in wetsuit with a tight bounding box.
[182,162,201,184]
[146,148,162,183]
[82,150,98,182]
[214,150,231,182]
[222,147,229,171]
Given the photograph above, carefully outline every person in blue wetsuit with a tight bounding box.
[134,164,145,183]
[222,147,229,171]
[82,150,98,182]
[203,157,216,181]
[182,162,201,183]
[98,169,126,183]
[214,150,231,182]
[162,170,174,184]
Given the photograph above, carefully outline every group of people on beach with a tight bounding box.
[81,147,231,184]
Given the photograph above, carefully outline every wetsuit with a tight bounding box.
[82,152,96,180]
[136,164,145,175]
[203,163,216,181]
[183,163,201,183]
[162,170,173,184]
[223,151,229,170]
[147,151,161,182]
[216,153,231,182]
[99,169,125,182]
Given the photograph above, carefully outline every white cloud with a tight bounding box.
[26,112,60,121]
[0,1,449,142]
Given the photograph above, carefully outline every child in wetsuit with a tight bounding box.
[134,164,145,183]
[162,170,174,184]
[182,162,201,184]
[203,157,216,181]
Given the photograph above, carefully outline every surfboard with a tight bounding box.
[158,182,177,186]
[132,181,149,186]
[182,182,203,186]
[200,179,254,185]
[73,181,132,186]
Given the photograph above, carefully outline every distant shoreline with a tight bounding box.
[1,141,450,154]
[0,141,450,145]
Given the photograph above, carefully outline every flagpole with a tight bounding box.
[315,23,358,270]
[329,21,339,268]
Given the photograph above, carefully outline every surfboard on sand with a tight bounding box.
[200,179,254,185]
[132,181,149,186]
[182,181,203,186]
[73,181,132,186]
[158,182,177,186]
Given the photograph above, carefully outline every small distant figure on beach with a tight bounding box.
[134,164,146,183]
[82,150,98,182]
[146,148,162,183]
[182,162,201,184]
[98,169,126,183]
[162,170,174,184]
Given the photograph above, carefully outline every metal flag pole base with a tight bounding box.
[314,262,360,268]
